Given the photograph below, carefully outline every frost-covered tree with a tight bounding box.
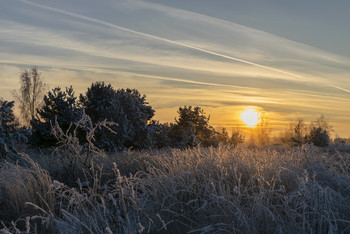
[12,67,46,126]
[80,82,125,151]
[31,86,81,147]
[0,100,29,160]
[169,106,215,147]
[79,82,155,151]
[116,88,155,148]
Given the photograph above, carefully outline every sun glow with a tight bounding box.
[241,108,260,127]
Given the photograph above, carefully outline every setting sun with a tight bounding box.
[241,108,260,127]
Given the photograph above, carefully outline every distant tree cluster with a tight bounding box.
[280,115,333,147]
[3,67,341,155]
[17,75,234,151]
[30,82,155,151]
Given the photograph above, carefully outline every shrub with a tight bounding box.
[50,112,113,184]
[0,154,54,228]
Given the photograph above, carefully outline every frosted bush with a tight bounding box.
[2,144,350,233]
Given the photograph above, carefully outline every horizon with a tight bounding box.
[1,0,350,137]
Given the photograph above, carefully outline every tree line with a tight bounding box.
[0,67,341,161]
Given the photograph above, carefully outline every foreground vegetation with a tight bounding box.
[1,143,350,233]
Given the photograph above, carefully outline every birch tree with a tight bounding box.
[12,67,46,126]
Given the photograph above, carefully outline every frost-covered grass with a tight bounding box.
[1,144,350,233]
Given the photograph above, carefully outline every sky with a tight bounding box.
[1,0,350,137]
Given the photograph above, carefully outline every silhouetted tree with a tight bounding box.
[229,128,245,146]
[79,82,155,151]
[115,88,155,149]
[213,128,245,146]
[12,67,46,126]
[280,119,307,146]
[148,120,171,148]
[79,82,123,150]
[0,99,29,160]
[31,86,81,147]
[306,114,332,147]
[216,128,230,145]
[169,106,215,147]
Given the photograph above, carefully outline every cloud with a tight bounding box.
[1,0,348,88]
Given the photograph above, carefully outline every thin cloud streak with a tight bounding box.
[331,86,350,94]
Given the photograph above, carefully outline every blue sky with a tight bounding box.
[1,0,350,136]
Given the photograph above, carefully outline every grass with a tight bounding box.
[1,144,350,233]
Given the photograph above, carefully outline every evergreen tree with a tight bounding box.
[31,86,81,146]
[0,100,29,160]
[148,120,171,148]
[169,106,215,147]
[79,82,155,151]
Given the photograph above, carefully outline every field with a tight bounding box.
[1,144,350,233]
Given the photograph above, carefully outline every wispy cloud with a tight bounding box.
[3,0,346,89]
[20,0,308,80]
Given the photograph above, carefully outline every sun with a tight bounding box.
[241,108,260,127]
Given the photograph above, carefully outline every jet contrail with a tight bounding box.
[22,0,304,79]
[332,85,350,94]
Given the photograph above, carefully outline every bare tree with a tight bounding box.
[255,112,271,145]
[12,67,46,126]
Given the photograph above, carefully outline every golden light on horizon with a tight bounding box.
[241,108,260,127]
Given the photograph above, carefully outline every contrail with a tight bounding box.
[22,0,304,79]
[332,85,350,94]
